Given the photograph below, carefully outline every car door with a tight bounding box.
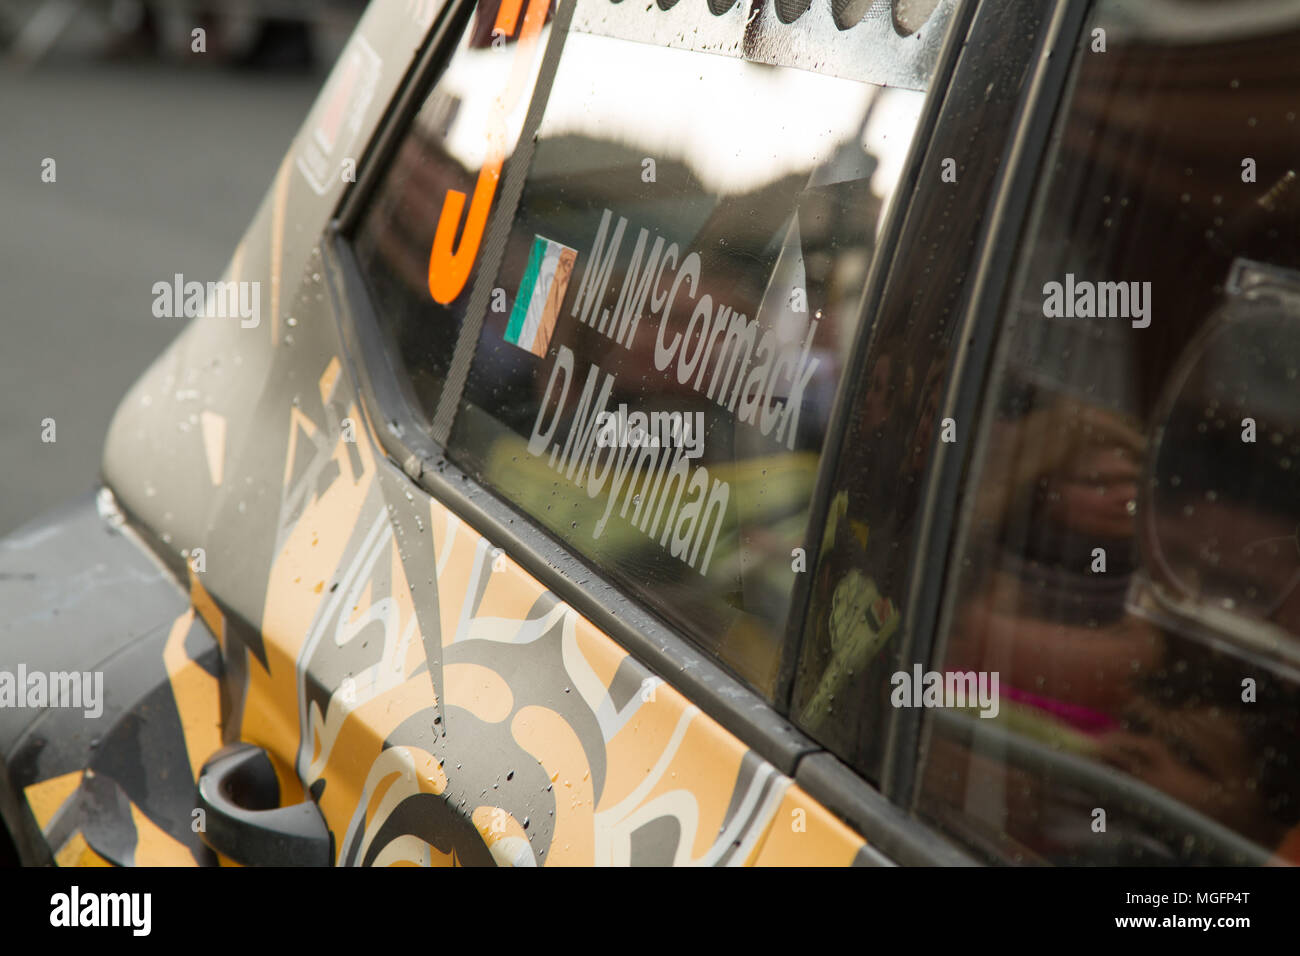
[87,0,979,867]
[18,0,1073,868]
[298,0,957,865]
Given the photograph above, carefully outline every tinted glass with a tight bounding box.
[916,0,1300,865]
[444,0,943,696]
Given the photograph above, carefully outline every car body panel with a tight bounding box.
[0,493,221,866]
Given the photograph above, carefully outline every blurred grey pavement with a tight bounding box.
[0,61,324,535]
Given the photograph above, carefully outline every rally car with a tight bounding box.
[3,0,1299,866]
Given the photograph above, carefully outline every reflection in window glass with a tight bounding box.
[353,0,554,412]
[446,18,926,696]
[917,0,1300,865]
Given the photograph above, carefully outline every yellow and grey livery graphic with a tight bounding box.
[21,345,863,865]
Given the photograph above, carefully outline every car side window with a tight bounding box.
[439,0,956,698]
[346,0,961,699]
[915,0,1300,864]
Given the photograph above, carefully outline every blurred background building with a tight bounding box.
[0,0,366,535]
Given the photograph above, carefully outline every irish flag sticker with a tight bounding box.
[505,235,577,357]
